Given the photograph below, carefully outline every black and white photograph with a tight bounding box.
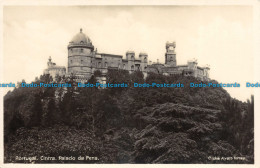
[1,1,259,166]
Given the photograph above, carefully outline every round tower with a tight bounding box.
[67,28,94,78]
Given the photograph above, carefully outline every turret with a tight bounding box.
[187,59,198,70]
[203,64,210,80]
[139,52,148,63]
[139,52,148,71]
[47,56,52,67]
[125,51,135,71]
[126,51,135,60]
[165,41,176,66]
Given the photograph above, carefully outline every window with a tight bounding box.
[81,48,83,53]
[98,62,101,68]
[70,48,73,52]
[131,65,134,70]
[131,55,134,60]
[81,60,83,64]
[144,57,147,62]
[123,64,126,69]
[70,60,72,64]
[105,62,108,67]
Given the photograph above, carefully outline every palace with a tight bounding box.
[44,29,210,82]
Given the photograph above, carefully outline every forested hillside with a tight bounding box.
[4,70,254,163]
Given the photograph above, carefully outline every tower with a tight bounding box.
[126,51,135,71]
[47,56,53,67]
[203,64,210,81]
[165,41,176,66]
[139,52,148,71]
[67,28,94,78]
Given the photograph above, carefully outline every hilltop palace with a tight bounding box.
[44,29,210,83]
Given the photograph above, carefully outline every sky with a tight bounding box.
[2,6,255,101]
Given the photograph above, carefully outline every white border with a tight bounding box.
[0,0,259,168]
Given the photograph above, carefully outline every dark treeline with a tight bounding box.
[4,70,254,163]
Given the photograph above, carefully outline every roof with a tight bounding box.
[126,51,135,54]
[177,65,188,67]
[47,66,66,70]
[139,52,148,56]
[69,29,93,46]
[98,53,123,58]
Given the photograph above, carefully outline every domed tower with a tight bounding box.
[165,41,176,66]
[68,28,94,78]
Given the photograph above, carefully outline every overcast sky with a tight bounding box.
[3,6,254,101]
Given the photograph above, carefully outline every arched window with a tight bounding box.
[123,64,126,69]
[131,65,134,70]
[144,57,147,62]
[131,55,134,60]
[81,48,83,53]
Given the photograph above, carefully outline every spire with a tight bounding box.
[80,28,82,33]
[49,56,52,62]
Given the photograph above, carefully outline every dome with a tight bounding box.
[126,50,135,54]
[70,28,92,45]
[139,52,148,56]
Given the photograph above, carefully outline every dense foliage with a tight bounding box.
[4,70,254,163]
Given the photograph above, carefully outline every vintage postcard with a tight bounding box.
[0,0,259,167]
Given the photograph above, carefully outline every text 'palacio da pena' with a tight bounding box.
[44,29,210,82]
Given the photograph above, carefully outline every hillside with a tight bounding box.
[4,70,254,163]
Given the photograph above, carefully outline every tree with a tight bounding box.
[28,94,43,127]
[44,98,57,126]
